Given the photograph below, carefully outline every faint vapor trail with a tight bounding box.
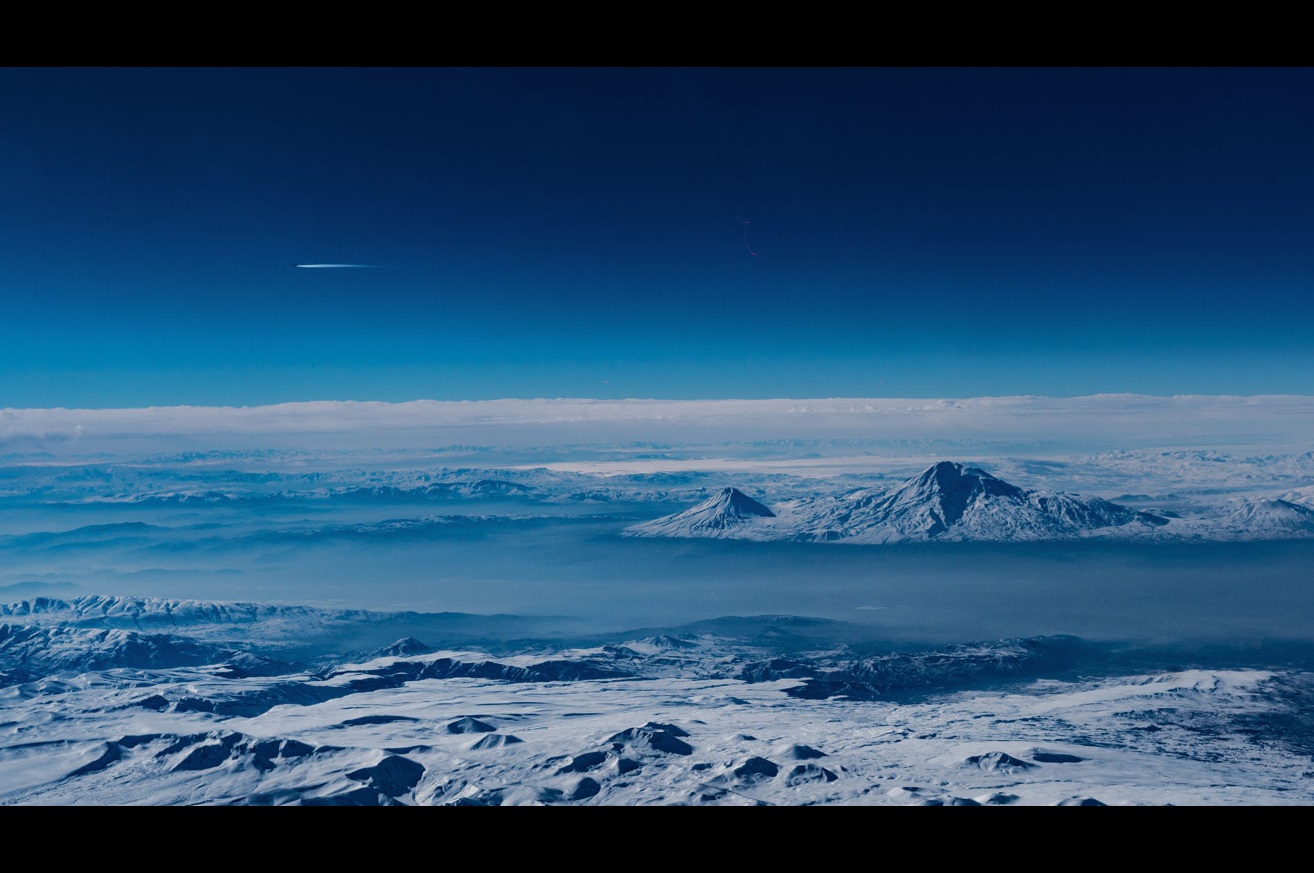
[294,264,384,269]
[732,217,759,259]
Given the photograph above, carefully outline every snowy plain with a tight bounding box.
[2,395,1313,805]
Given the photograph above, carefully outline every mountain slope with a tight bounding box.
[1194,497,1314,539]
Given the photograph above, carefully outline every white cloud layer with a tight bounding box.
[3,395,1313,460]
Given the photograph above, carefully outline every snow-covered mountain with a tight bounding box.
[626,461,1170,543]
[624,486,776,538]
[1202,497,1314,537]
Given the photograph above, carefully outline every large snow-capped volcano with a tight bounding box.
[626,461,1168,543]
[791,461,1168,543]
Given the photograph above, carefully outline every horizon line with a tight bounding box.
[5,392,1314,414]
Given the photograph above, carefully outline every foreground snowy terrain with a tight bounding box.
[3,598,1313,806]
[3,396,1313,805]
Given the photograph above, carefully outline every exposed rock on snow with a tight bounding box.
[2,603,1313,806]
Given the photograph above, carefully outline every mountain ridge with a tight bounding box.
[626,461,1172,544]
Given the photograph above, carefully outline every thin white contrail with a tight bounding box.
[294,264,383,269]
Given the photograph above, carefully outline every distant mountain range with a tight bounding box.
[623,461,1314,543]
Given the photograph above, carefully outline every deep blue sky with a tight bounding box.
[4,67,1313,407]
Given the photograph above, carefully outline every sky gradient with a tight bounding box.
[4,67,1313,407]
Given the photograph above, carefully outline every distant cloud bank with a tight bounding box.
[3,395,1312,460]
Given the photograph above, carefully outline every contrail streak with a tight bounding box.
[294,264,383,269]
